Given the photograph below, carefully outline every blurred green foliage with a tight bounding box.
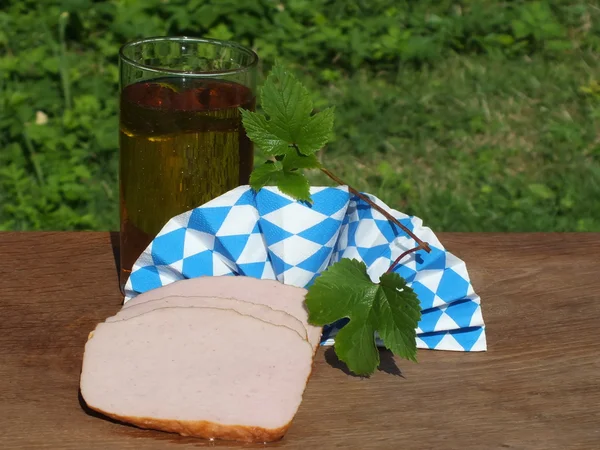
[1,0,599,231]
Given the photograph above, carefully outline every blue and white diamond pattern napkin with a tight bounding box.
[124,185,486,352]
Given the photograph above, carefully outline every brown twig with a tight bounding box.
[319,167,431,254]
[386,244,427,274]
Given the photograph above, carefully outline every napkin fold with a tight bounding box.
[124,186,486,352]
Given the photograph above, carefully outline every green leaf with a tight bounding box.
[249,156,313,202]
[305,258,421,376]
[240,64,335,202]
[295,107,335,156]
[240,64,334,159]
[281,149,321,171]
[276,170,312,202]
[376,271,423,361]
[240,109,290,156]
[334,318,380,377]
[261,65,314,145]
[248,160,282,191]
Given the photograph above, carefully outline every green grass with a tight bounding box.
[304,52,600,231]
[1,0,599,232]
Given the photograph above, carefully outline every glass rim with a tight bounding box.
[119,36,259,77]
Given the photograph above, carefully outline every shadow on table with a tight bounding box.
[78,389,123,425]
[324,347,404,378]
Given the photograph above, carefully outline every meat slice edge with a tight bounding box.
[107,296,308,341]
[80,307,314,443]
[124,276,322,351]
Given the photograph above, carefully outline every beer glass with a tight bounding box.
[118,37,257,290]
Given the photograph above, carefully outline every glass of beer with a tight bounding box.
[118,37,257,291]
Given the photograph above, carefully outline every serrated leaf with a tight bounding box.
[240,109,289,156]
[261,65,314,143]
[249,161,282,191]
[240,64,336,202]
[276,170,312,202]
[282,149,321,171]
[249,159,312,202]
[305,258,421,376]
[241,64,334,160]
[333,318,380,376]
[376,272,422,361]
[295,107,335,156]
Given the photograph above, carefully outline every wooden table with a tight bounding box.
[1,232,599,449]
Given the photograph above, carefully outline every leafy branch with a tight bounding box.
[240,64,430,376]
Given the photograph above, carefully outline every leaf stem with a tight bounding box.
[319,167,431,254]
[385,244,427,274]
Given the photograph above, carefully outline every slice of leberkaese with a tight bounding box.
[123,276,322,352]
[80,306,314,443]
[106,295,308,340]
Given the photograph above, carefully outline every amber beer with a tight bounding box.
[118,38,257,291]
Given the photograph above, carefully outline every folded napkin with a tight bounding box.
[124,186,486,352]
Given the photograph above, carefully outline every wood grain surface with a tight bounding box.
[0,232,599,449]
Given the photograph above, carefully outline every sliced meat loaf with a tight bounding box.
[106,295,307,340]
[124,276,322,351]
[80,307,313,443]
